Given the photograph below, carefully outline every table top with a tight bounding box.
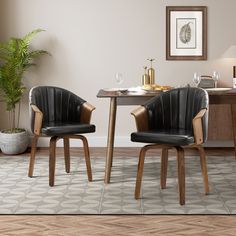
[97,89,162,98]
[97,88,236,98]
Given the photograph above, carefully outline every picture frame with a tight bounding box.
[166,6,207,60]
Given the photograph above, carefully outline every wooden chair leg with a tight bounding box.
[49,136,58,187]
[81,136,92,182]
[135,146,147,199]
[28,135,39,177]
[197,146,209,195]
[176,146,185,205]
[63,137,70,173]
[160,148,168,189]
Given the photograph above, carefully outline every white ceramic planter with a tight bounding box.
[0,130,29,155]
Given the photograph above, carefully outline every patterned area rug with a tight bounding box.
[0,154,236,214]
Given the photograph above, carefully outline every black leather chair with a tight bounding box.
[28,86,96,186]
[131,87,209,205]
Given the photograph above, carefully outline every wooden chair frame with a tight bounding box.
[131,106,209,205]
[28,102,95,187]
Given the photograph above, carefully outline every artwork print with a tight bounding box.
[166,6,207,60]
[177,18,196,49]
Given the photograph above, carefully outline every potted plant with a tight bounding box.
[0,29,49,154]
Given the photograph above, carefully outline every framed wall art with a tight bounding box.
[166,6,207,60]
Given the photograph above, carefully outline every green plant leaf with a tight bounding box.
[0,28,49,129]
[23,29,45,45]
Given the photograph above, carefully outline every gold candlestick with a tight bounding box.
[142,66,150,85]
[147,58,155,84]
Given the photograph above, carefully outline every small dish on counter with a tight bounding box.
[205,88,232,92]
[103,88,128,92]
[127,86,143,92]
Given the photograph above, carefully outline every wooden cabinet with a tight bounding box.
[208,105,233,141]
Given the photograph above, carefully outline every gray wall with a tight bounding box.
[0,0,236,146]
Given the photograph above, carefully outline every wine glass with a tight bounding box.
[115,72,124,85]
[115,72,124,91]
[193,72,201,87]
[212,71,220,88]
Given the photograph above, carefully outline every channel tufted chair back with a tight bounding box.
[144,87,208,142]
[30,86,86,131]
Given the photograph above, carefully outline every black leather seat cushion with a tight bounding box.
[41,122,95,136]
[131,129,194,146]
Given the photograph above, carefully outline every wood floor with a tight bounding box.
[20,146,236,157]
[1,147,236,235]
[0,215,236,235]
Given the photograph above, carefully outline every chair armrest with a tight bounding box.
[193,108,207,145]
[31,104,43,136]
[131,106,149,132]
[80,102,96,124]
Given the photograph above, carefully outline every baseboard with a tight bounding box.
[35,135,143,147]
[204,140,234,147]
[32,135,235,148]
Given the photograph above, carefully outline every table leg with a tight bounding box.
[231,104,236,158]
[104,97,117,183]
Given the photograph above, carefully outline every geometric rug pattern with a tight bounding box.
[0,154,236,214]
